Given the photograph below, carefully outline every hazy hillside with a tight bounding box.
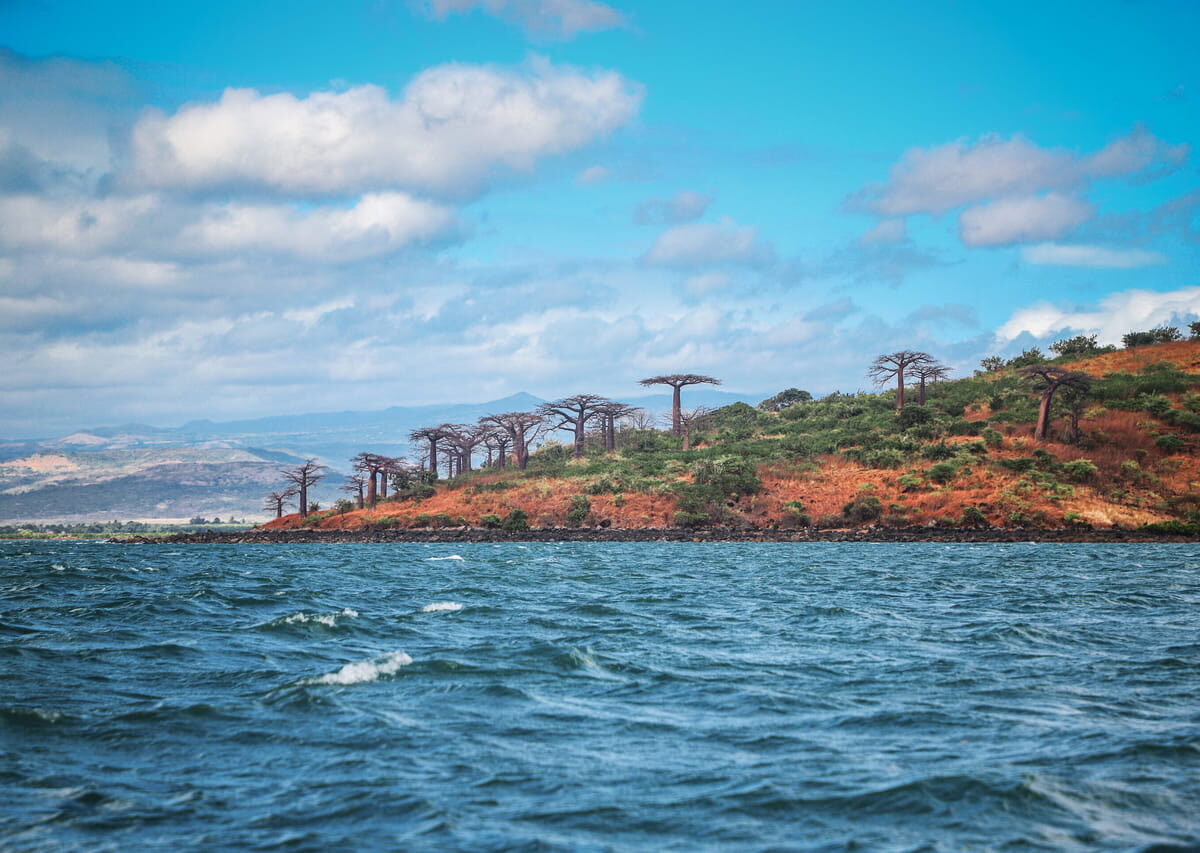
[0,389,763,522]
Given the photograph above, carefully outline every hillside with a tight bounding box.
[266,340,1200,535]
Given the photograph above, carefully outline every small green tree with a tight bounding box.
[757,388,812,411]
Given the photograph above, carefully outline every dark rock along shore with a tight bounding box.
[113,526,1196,544]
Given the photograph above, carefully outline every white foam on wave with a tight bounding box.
[310,651,413,685]
[420,601,463,613]
[425,555,464,561]
[283,608,357,627]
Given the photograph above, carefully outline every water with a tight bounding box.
[2,541,1199,851]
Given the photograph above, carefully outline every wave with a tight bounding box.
[258,608,358,630]
[309,651,413,686]
[425,555,465,561]
[420,602,463,613]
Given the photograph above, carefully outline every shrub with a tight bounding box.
[501,509,529,532]
[1060,459,1098,482]
[1154,434,1186,454]
[334,499,354,514]
[1050,334,1105,358]
[842,494,883,524]
[960,506,987,527]
[926,462,958,484]
[1191,321,1200,340]
[982,428,1003,448]
[758,388,812,411]
[1142,520,1200,535]
[566,495,591,526]
[980,356,1005,372]
[897,473,924,492]
[922,442,955,461]
[673,510,709,528]
[996,457,1036,473]
[782,500,811,527]
[1123,326,1181,347]
[479,513,502,528]
[1007,348,1046,368]
[896,406,933,429]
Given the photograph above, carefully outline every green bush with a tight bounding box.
[1007,347,1046,368]
[981,428,1003,448]
[566,495,591,526]
[334,499,355,514]
[960,506,987,527]
[897,473,924,492]
[479,513,502,528]
[673,510,709,528]
[1123,327,1181,347]
[782,500,811,527]
[926,462,958,484]
[842,494,883,524]
[996,457,1036,473]
[1141,520,1200,535]
[501,509,530,532]
[922,442,955,461]
[1060,459,1098,482]
[1154,434,1186,454]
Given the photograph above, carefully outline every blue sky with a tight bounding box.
[0,0,1197,436]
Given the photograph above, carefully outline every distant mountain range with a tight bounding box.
[0,389,765,522]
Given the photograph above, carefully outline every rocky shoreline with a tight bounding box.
[111,526,1197,544]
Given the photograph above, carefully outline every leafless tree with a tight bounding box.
[910,361,952,406]
[441,423,489,475]
[409,425,453,475]
[594,401,637,452]
[352,452,391,508]
[478,423,512,468]
[868,351,933,411]
[678,406,713,451]
[341,473,367,510]
[482,411,545,470]
[282,459,327,517]
[1022,366,1091,441]
[263,487,298,519]
[639,374,721,435]
[622,407,656,431]
[538,395,609,458]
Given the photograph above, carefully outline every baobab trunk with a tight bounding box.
[895,370,905,412]
[671,386,682,435]
[366,472,377,509]
[918,378,927,406]
[1035,390,1054,441]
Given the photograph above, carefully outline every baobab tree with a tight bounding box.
[868,351,933,411]
[409,425,452,476]
[262,487,298,519]
[678,406,713,451]
[352,452,390,508]
[1021,366,1092,441]
[910,361,952,406]
[341,473,367,510]
[482,411,544,470]
[538,394,609,458]
[594,401,637,452]
[479,423,512,468]
[282,459,327,517]
[640,374,721,436]
[443,424,489,475]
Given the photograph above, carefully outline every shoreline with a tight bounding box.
[109,526,1199,544]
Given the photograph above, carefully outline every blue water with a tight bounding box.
[2,542,1199,851]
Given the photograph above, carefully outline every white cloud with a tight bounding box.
[857,218,906,245]
[853,134,1079,216]
[1086,124,1189,179]
[634,189,712,225]
[682,271,730,297]
[125,58,642,199]
[575,164,610,185]
[0,192,457,263]
[422,0,626,39]
[642,219,774,268]
[180,193,458,262]
[997,286,1200,344]
[958,193,1093,247]
[1021,243,1168,268]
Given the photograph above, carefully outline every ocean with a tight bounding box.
[2,541,1198,851]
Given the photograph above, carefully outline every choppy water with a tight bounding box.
[2,541,1199,851]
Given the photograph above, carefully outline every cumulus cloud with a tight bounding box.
[849,127,1189,250]
[641,219,774,268]
[575,164,610,185]
[124,58,642,199]
[997,286,1200,343]
[857,218,906,246]
[634,190,712,225]
[958,193,1093,247]
[421,0,626,39]
[1020,243,1167,268]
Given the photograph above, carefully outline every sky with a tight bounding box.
[0,0,1197,437]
